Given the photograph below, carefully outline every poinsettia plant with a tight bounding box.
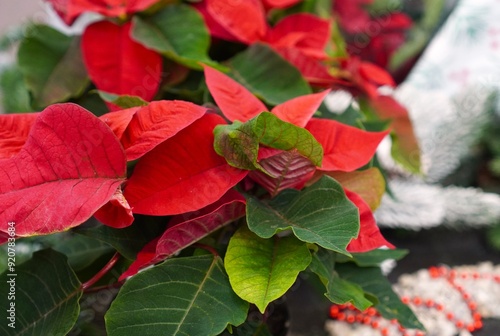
[0,0,430,334]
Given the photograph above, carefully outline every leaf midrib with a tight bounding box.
[173,256,217,335]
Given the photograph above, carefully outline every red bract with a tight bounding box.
[305,118,386,172]
[0,103,126,237]
[94,187,134,228]
[0,113,39,159]
[204,66,387,174]
[354,13,413,69]
[196,1,331,84]
[82,21,162,109]
[100,101,206,160]
[344,189,394,252]
[196,0,301,43]
[202,0,267,44]
[124,113,248,215]
[99,106,140,139]
[46,0,159,25]
[120,189,246,279]
[338,56,395,98]
[369,94,420,167]
[204,66,389,252]
[265,14,333,85]
[333,0,373,34]
[262,0,300,8]
[119,100,207,160]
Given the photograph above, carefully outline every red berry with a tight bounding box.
[468,301,477,310]
[413,297,423,305]
[474,320,483,329]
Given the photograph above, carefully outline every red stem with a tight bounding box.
[81,252,120,291]
[193,243,219,257]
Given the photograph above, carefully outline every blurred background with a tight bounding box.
[0,0,42,35]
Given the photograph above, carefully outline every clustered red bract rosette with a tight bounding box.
[0,0,427,331]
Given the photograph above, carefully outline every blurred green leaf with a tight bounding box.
[335,248,409,267]
[336,263,424,330]
[0,66,34,112]
[53,234,114,271]
[17,24,89,109]
[74,217,167,260]
[132,4,217,69]
[309,249,373,310]
[96,91,148,108]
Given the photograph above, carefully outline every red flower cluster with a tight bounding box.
[4,0,406,277]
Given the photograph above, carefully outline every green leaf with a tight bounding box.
[214,112,323,173]
[0,249,82,336]
[487,223,500,251]
[219,320,272,336]
[105,255,248,336]
[246,175,359,255]
[336,249,409,267]
[309,249,372,310]
[74,217,167,260]
[17,24,89,109]
[131,4,216,69]
[0,66,33,113]
[389,0,445,71]
[225,226,311,313]
[328,103,365,126]
[336,263,424,330]
[96,91,148,109]
[52,234,114,271]
[227,43,311,105]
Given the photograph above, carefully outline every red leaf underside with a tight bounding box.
[120,189,246,279]
[156,190,246,258]
[249,149,316,196]
[0,113,39,159]
[0,103,126,236]
[119,237,160,280]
